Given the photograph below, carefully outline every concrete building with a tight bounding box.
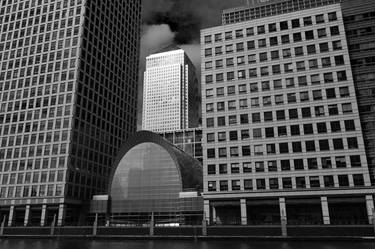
[142,48,200,132]
[0,0,141,226]
[201,0,375,225]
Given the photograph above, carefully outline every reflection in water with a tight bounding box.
[0,239,375,249]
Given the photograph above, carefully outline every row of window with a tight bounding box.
[207,119,356,142]
[204,11,338,43]
[206,86,351,111]
[204,29,341,57]
[205,74,345,96]
[0,184,64,198]
[206,103,354,127]
[0,143,68,159]
[0,156,66,172]
[206,137,360,158]
[205,67,347,84]
[1,170,65,185]
[207,155,361,174]
[207,173,365,192]
[205,51,344,70]
[1,130,69,148]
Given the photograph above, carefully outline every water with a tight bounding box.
[0,239,374,249]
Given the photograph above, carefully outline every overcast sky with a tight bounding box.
[137,0,244,128]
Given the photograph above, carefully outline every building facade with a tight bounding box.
[142,48,200,132]
[201,1,375,225]
[0,0,141,226]
[157,128,203,164]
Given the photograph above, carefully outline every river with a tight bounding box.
[0,239,375,249]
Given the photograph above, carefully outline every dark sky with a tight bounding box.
[137,0,244,128]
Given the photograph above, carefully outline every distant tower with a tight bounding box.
[142,48,200,132]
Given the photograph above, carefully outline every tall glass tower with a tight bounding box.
[0,0,141,226]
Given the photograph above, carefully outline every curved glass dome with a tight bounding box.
[109,131,202,213]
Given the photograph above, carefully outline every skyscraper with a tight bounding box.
[0,0,141,226]
[142,48,200,132]
[201,0,375,226]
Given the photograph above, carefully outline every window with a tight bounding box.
[307,158,318,170]
[204,35,212,43]
[228,115,237,125]
[261,66,269,76]
[293,32,302,42]
[350,155,361,167]
[315,106,325,117]
[324,176,334,188]
[256,179,266,190]
[215,33,222,41]
[257,25,265,34]
[307,44,316,54]
[216,73,224,82]
[219,180,228,191]
[251,97,259,107]
[286,77,294,87]
[226,44,233,53]
[258,39,267,48]
[249,68,257,78]
[296,177,306,188]
[265,127,275,138]
[333,138,344,150]
[207,133,215,143]
[319,139,330,151]
[292,141,302,152]
[216,87,224,96]
[282,178,292,189]
[205,48,212,57]
[219,147,227,158]
[215,46,223,55]
[269,23,277,32]
[246,27,254,36]
[281,35,290,44]
[239,99,248,109]
[229,131,238,141]
[344,120,356,131]
[218,116,226,126]
[254,145,263,156]
[271,50,279,60]
[225,31,232,40]
[207,164,216,175]
[268,161,277,172]
[253,128,262,139]
[317,28,327,37]
[226,58,234,67]
[230,147,239,157]
[289,109,298,119]
[330,26,340,36]
[205,75,213,84]
[264,111,273,122]
[287,93,296,103]
[236,42,244,52]
[313,90,322,100]
[322,57,331,67]
[255,161,264,172]
[227,86,235,95]
[206,118,214,127]
[295,47,304,56]
[304,124,314,134]
[241,130,250,140]
[274,79,282,89]
[326,88,336,99]
[324,73,334,83]
[235,29,243,38]
[238,84,247,94]
[322,157,332,169]
[237,56,245,65]
[280,21,288,30]
[275,95,284,105]
[278,126,287,136]
[304,16,313,26]
[252,113,261,123]
[279,143,289,154]
[333,40,342,50]
[305,30,314,40]
[347,137,358,149]
[219,163,228,174]
[244,179,253,190]
[227,71,235,81]
[317,122,327,133]
[231,163,240,173]
[306,141,316,152]
[291,125,300,136]
[242,145,251,156]
[270,178,279,189]
[309,59,318,69]
[232,180,241,191]
[316,14,324,23]
[217,101,225,111]
[337,71,347,81]
[243,162,252,173]
[294,159,304,170]
[276,110,285,120]
[208,181,216,191]
[338,175,349,187]
[292,19,300,28]
[247,40,255,50]
[259,52,268,62]
[262,81,270,91]
[335,55,345,66]
[328,12,337,21]
[298,76,307,86]
[328,104,339,115]
[342,103,352,113]
[282,48,291,58]
[320,42,329,52]
[266,144,276,154]
[207,148,215,158]
[263,96,271,106]
[218,132,226,141]
[270,36,278,46]
[206,103,214,112]
[311,74,320,85]
[353,174,364,186]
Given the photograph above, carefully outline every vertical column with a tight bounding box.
[24,205,30,227]
[203,200,210,225]
[57,204,66,227]
[279,197,287,237]
[7,206,14,227]
[40,205,47,227]
[321,196,330,225]
[365,195,374,224]
[240,199,247,225]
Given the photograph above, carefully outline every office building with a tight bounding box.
[142,48,200,132]
[201,0,375,225]
[0,0,141,226]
